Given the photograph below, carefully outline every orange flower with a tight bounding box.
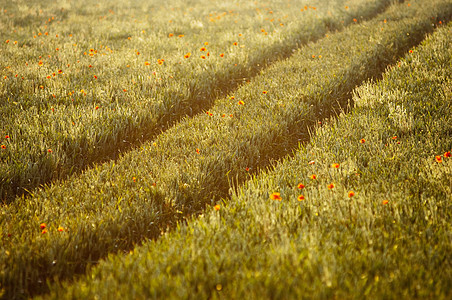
[58,226,64,232]
[270,192,282,201]
[230,96,235,100]
[200,47,206,51]
[178,34,184,38]
[435,156,442,163]
[348,191,355,198]
[297,195,305,201]
[58,69,63,74]
[168,33,174,37]
[38,60,43,66]
[238,100,244,105]
[214,204,220,211]
[219,53,224,57]
[200,55,206,59]
[41,229,48,234]
[331,163,340,168]
[48,149,53,153]
[297,183,305,190]
[184,52,191,59]
[196,148,200,154]
[145,61,150,65]
[40,223,47,230]
[262,91,268,94]
[310,174,317,180]
[233,42,238,46]
[359,138,366,144]
[409,50,413,54]
[382,200,389,205]
[93,75,97,79]
[4,135,9,139]
[327,183,334,190]
[392,136,397,140]
[353,18,357,22]
[132,177,136,182]
[444,151,451,158]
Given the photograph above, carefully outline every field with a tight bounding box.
[1,0,451,299]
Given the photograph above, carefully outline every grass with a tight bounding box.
[0,0,451,298]
[43,20,452,299]
[0,0,391,202]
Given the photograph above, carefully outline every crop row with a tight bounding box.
[44,20,452,299]
[1,0,451,298]
[0,0,390,202]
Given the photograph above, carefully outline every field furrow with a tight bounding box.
[1,0,451,298]
[44,20,452,300]
[0,0,390,202]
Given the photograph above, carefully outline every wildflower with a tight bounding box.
[168,33,174,37]
[93,75,97,79]
[200,55,206,59]
[1,145,6,149]
[327,183,334,190]
[58,226,64,232]
[184,52,191,59]
[196,148,200,154]
[5,135,9,139]
[178,34,184,38]
[219,53,224,57]
[48,149,53,153]
[41,229,48,234]
[200,47,206,51]
[214,204,220,211]
[132,177,136,182]
[233,42,238,46]
[310,174,317,180]
[230,96,235,100]
[359,138,366,144]
[245,167,250,172]
[444,151,451,158]
[392,136,397,140]
[409,50,413,54]
[238,100,244,105]
[270,192,282,201]
[348,191,355,198]
[331,163,340,168]
[40,223,47,230]
[145,61,150,65]
[435,156,442,163]
[382,200,389,205]
[353,18,357,22]
[297,183,305,190]
[58,69,63,74]
[297,195,305,201]
[38,61,43,66]
[262,91,268,94]
[308,160,315,165]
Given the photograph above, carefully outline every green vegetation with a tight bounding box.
[0,0,450,298]
[45,21,452,299]
[0,0,390,202]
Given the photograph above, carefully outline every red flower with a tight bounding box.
[348,191,355,198]
[270,192,282,201]
[435,156,442,163]
[327,183,334,190]
[444,151,451,158]
[297,183,305,190]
